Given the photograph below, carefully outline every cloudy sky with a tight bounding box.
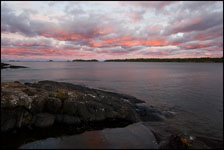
[1,1,223,61]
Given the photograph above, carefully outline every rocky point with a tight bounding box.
[1,80,169,133]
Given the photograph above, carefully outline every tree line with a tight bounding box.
[105,57,223,62]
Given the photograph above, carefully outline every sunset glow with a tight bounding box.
[1,1,223,61]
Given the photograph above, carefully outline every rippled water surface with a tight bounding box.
[2,62,223,140]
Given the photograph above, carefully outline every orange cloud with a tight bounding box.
[41,32,86,41]
[205,52,211,56]
[94,28,114,35]
[103,37,169,47]
[89,40,101,48]
[143,41,168,46]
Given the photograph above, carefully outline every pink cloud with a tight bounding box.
[1,1,223,60]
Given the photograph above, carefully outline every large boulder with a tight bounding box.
[31,94,48,113]
[45,97,62,113]
[63,97,79,115]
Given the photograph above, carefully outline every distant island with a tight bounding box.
[72,59,98,62]
[105,57,223,63]
[9,60,20,62]
[49,60,53,62]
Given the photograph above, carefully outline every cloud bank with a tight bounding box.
[1,1,223,60]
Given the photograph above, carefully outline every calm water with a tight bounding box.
[1,62,223,140]
[20,122,158,149]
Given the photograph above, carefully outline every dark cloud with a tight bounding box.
[165,11,223,35]
[1,4,36,36]
[120,1,177,10]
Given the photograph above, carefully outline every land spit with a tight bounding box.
[1,63,28,69]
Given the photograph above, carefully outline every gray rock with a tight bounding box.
[45,97,62,113]
[1,81,164,133]
[34,113,55,128]
[31,95,47,113]
[77,102,95,121]
[63,97,78,115]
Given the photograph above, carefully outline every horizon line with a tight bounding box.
[1,57,223,62]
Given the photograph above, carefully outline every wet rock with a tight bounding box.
[34,113,55,128]
[135,104,165,121]
[158,134,192,149]
[162,111,176,118]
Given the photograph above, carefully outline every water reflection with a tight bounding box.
[20,123,158,149]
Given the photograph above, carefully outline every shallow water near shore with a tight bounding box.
[1,62,223,146]
[19,122,158,149]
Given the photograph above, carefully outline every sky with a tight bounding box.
[1,1,223,61]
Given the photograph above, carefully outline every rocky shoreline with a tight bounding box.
[1,81,222,149]
[1,81,168,132]
[1,63,28,69]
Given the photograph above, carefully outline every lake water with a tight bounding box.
[1,62,223,142]
[19,122,158,149]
